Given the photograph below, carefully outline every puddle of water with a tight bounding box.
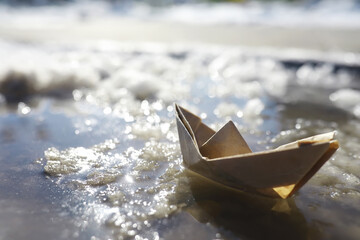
[0,42,359,240]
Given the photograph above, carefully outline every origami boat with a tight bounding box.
[175,104,339,199]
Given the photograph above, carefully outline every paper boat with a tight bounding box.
[175,104,339,199]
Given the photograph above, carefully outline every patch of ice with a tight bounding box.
[296,64,352,88]
[43,137,187,239]
[17,102,31,115]
[140,141,179,163]
[330,88,360,109]
[86,171,120,187]
[44,138,119,176]
[354,105,360,118]
[108,69,162,100]
[0,55,100,101]
[130,121,171,140]
[209,80,263,99]
[330,89,360,117]
[263,72,289,99]
[243,98,264,119]
[214,102,241,118]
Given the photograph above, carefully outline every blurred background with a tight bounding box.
[0,1,360,240]
[1,0,360,49]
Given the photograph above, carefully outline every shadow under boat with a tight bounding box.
[183,170,321,240]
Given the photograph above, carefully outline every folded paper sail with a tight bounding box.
[175,104,339,199]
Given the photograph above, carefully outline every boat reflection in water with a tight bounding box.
[184,170,320,240]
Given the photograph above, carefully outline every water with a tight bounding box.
[0,39,359,239]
